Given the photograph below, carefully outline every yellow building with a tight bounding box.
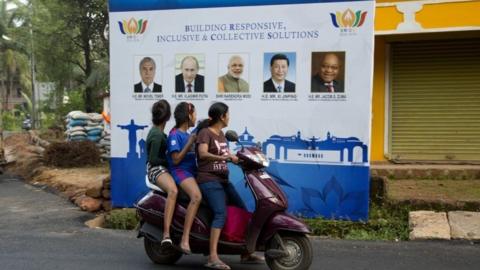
[371,0,480,162]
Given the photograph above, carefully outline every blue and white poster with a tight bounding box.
[109,0,375,221]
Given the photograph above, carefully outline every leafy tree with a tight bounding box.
[0,0,31,130]
[35,0,108,113]
[1,0,109,132]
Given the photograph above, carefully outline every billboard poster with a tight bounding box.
[109,0,375,220]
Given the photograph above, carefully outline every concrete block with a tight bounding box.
[409,211,451,240]
[448,211,480,240]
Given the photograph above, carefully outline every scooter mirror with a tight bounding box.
[225,130,239,142]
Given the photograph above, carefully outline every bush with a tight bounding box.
[1,111,22,131]
[304,202,411,241]
[44,141,101,167]
[104,208,139,230]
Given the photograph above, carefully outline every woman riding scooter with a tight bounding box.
[196,102,264,270]
[136,102,313,270]
[146,100,177,246]
[167,102,202,255]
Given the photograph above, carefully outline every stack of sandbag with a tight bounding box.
[98,129,111,159]
[65,111,104,143]
[86,113,104,143]
[65,111,89,141]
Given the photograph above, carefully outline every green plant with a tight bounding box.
[40,112,59,130]
[304,202,411,241]
[1,111,22,131]
[104,208,139,230]
[58,89,87,117]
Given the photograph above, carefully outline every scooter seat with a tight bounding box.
[146,176,213,227]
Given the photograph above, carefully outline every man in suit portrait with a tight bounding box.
[311,52,344,93]
[134,57,162,93]
[175,56,204,92]
[264,53,295,93]
[218,55,249,93]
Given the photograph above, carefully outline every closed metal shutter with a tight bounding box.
[390,38,480,161]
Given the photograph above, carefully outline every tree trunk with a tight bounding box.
[6,72,12,112]
[81,14,94,113]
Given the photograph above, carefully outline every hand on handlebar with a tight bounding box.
[224,154,239,164]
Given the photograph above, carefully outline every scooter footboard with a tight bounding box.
[258,212,311,244]
[138,222,163,242]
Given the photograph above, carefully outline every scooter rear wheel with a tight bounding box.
[266,234,313,270]
[144,237,183,264]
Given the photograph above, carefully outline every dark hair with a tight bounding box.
[196,119,210,134]
[270,53,289,67]
[151,99,171,126]
[208,102,229,126]
[174,102,195,128]
[194,102,229,135]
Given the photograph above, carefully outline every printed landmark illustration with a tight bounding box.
[112,122,370,220]
[111,120,149,207]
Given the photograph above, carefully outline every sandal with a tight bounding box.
[161,236,172,247]
[240,253,265,264]
[204,260,231,270]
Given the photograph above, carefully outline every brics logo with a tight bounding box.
[330,9,367,31]
[118,18,148,35]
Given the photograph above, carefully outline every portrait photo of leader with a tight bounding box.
[175,55,205,93]
[218,54,249,93]
[263,52,296,93]
[311,52,345,93]
[134,56,162,93]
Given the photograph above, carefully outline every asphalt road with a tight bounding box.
[1,173,479,270]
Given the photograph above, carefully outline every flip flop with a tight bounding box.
[240,254,265,264]
[204,260,231,270]
[160,236,172,247]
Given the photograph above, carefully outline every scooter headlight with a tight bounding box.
[247,153,269,167]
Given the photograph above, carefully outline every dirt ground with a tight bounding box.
[387,179,480,208]
[3,132,107,185]
[32,166,109,191]
[2,132,110,213]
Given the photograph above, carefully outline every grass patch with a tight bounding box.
[104,208,139,230]
[103,204,412,241]
[304,202,411,241]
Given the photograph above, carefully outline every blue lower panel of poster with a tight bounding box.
[229,162,370,221]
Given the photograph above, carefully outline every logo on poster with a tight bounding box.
[330,9,367,35]
[118,18,148,41]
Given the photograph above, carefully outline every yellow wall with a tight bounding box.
[370,37,386,162]
[375,0,480,32]
[374,6,403,32]
[417,1,480,29]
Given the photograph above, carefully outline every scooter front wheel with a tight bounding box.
[144,237,183,264]
[266,233,313,270]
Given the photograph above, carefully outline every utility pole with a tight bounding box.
[30,26,37,129]
[29,0,38,129]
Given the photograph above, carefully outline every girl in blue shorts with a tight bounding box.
[167,102,202,255]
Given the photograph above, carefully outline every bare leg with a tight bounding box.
[155,173,178,238]
[209,228,222,263]
[179,178,202,252]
